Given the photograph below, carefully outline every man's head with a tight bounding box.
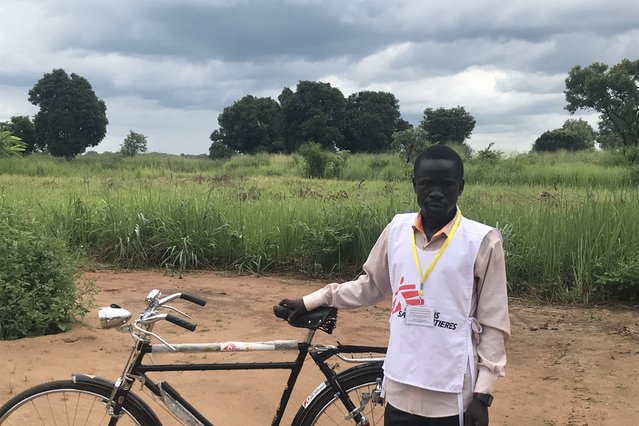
[412,145,465,226]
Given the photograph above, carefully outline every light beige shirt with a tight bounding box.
[303,212,510,417]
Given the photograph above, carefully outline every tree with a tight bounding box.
[0,116,38,154]
[120,131,148,156]
[391,127,431,163]
[420,106,476,145]
[531,129,585,152]
[208,142,234,160]
[565,59,639,149]
[341,91,404,153]
[561,118,596,150]
[395,118,413,133]
[279,81,346,152]
[28,69,108,159]
[0,131,26,157]
[597,117,624,150]
[215,95,283,154]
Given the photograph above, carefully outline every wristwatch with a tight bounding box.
[473,392,493,407]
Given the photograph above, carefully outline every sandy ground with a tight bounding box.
[1,270,638,425]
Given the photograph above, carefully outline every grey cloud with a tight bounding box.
[49,2,391,62]
[2,0,639,156]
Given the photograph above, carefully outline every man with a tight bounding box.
[280,145,510,426]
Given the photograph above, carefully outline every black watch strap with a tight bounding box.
[473,392,493,407]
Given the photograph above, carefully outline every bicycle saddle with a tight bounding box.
[273,305,338,334]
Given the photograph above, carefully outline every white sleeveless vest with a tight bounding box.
[383,212,492,395]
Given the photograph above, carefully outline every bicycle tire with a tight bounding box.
[0,379,159,425]
[293,363,385,426]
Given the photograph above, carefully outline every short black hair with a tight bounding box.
[413,144,464,179]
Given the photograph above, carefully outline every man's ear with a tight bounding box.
[459,179,465,196]
[412,176,416,192]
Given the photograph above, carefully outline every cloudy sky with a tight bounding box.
[1,0,638,155]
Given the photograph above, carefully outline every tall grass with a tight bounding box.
[1,151,638,303]
[466,187,639,302]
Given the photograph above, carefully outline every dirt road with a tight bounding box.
[1,270,638,425]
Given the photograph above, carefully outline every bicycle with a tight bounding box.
[0,289,387,425]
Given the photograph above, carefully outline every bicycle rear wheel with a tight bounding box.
[0,379,158,425]
[294,363,385,426]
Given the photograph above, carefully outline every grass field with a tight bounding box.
[1,150,638,303]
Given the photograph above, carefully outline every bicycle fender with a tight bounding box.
[72,373,163,425]
[301,381,328,409]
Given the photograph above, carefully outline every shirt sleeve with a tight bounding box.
[303,225,393,311]
[473,229,511,394]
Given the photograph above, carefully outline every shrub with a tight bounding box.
[298,141,330,178]
[325,150,350,179]
[0,208,91,339]
[594,259,639,302]
[475,143,503,161]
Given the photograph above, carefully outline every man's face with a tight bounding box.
[412,158,464,223]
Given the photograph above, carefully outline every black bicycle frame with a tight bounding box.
[120,339,386,426]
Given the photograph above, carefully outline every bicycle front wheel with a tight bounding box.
[294,363,385,426]
[0,379,157,425]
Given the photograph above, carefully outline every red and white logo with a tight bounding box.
[391,276,424,314]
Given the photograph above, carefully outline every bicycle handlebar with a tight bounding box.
[180,292,207,306]
[165,313,197,331]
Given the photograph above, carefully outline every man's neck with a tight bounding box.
[422,208,457,241]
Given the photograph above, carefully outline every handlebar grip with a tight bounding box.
[180,293,206,306]
[166,314,197,331]
[273,305,291,320]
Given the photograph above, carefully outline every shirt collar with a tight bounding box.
[412,208,458,239]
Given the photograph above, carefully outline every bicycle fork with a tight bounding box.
[106,376,136,426]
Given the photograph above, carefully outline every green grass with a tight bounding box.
[1,151,638,303]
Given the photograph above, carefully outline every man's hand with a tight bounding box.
[278,298,308,321]
[464,399,489,426]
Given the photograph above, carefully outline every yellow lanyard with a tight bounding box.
[411,209,462,296]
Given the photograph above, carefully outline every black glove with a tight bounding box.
[464,399,489,426]
[278,298,308,321]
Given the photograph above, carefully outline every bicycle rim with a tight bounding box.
[0,383,146,425]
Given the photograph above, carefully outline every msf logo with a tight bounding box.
[391,276,423,317]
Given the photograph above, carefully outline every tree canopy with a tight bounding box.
[341,91,403,153]
[561,118,596,150]
[215,95,284,154]
[565,59,639,149]
[531,129,588,152]
[391,127,431,163]
[419,106,476,145]
[279,81,346,152]
[28,69,108,159]
[120,131,148,156]
[209,81,415,156]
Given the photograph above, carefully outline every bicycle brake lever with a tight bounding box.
[161,305,192,319]
[133,321,176,351]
